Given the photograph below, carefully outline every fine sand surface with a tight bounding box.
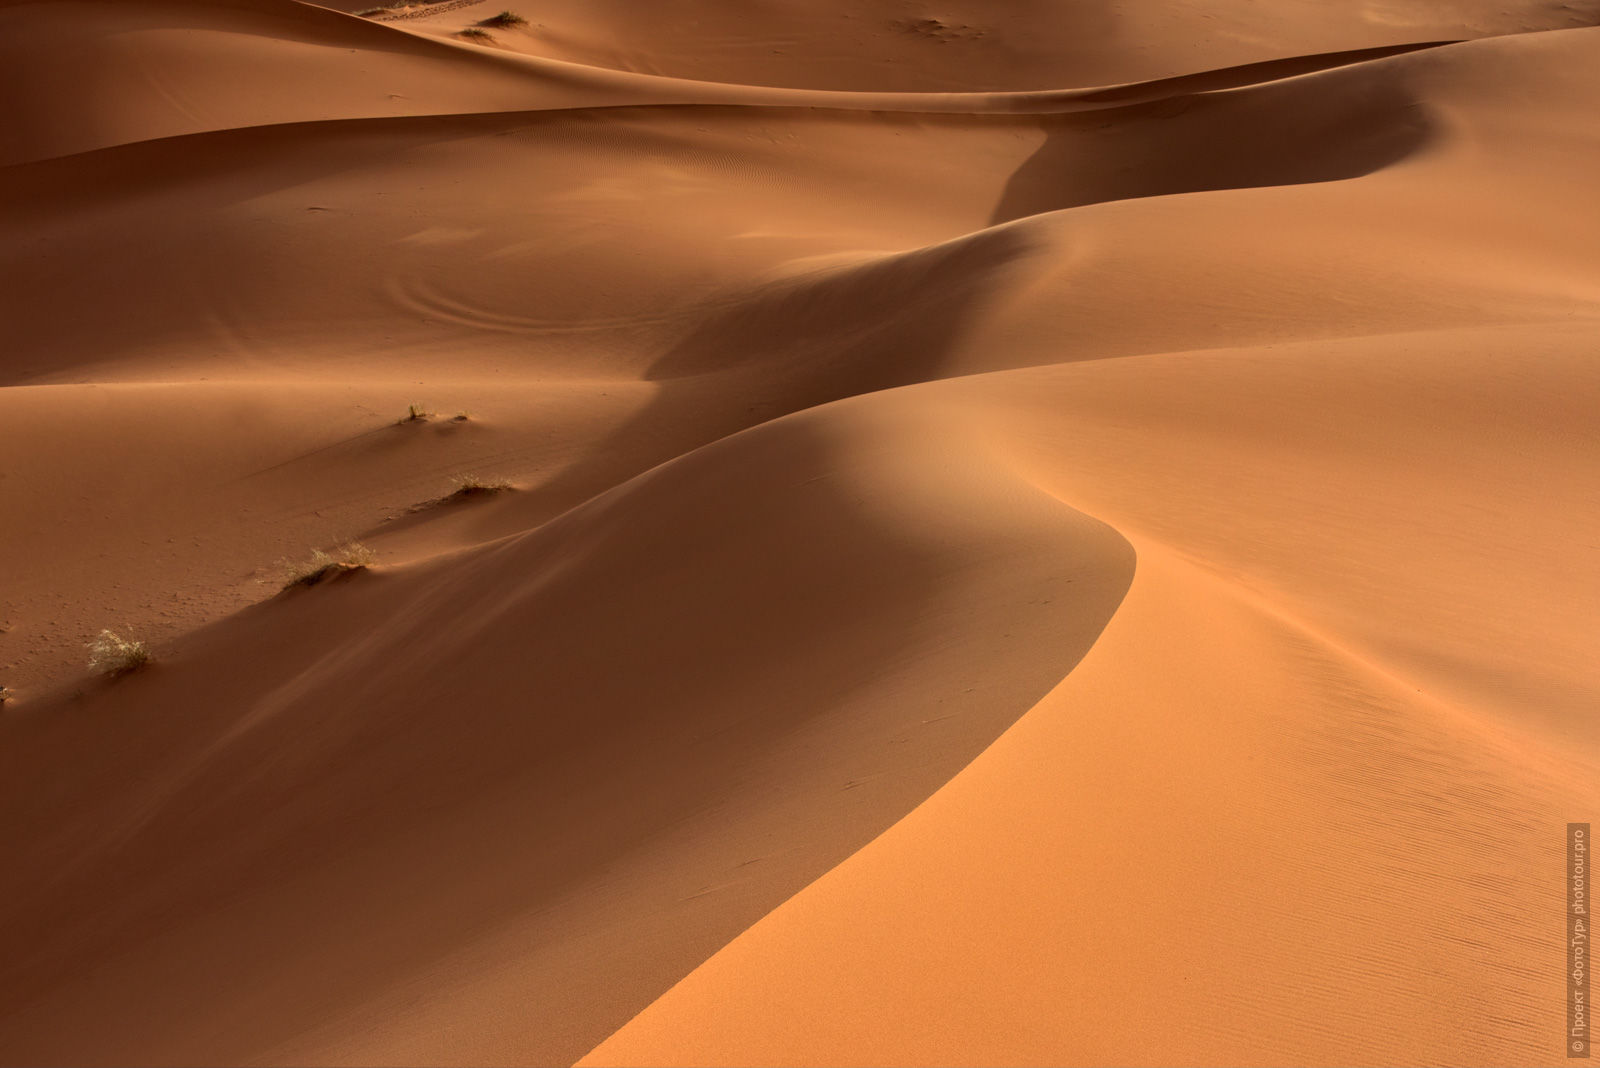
[1,0,1597,1064]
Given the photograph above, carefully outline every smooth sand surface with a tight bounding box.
[1,1,1597,1064]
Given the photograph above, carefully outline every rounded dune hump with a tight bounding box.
[991,50,1439,223]
[0,0,650,166]
[0,398,1134,1065]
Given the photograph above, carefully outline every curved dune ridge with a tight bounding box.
[0,0,1597,1065]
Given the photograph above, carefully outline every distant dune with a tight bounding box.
[1,1,1596,1064]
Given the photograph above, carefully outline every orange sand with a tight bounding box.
[1,1,1597,1064]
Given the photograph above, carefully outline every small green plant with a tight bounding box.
[450,474,515,498]
[87,630,152,677]
[479,10,526,27]
[458,27,494,40]
[282,543,377,590]
[399,403,432,424]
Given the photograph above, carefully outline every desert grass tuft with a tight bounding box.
[449,474,515,498]
[282,543,377,590]
[479,11,526,28]
[399,403,433,424]
[87,630,152,677]
[458,27,494,40]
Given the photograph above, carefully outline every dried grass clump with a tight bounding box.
[480,11,526,27]
[449,474,515,498]
[87,630,152,677]
[282,543,377,590]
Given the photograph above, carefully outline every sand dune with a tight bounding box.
[340,0,1597,93]
[0,397,1134,1064]
[1,0,1596,1064]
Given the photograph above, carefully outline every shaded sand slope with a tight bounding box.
[579,36,1600,1066]
[0,399,1133,1064]
[583,301,1600,1068]
[13,27,1600,382]
[8,31,1598,391]
[583,544,1595,1067]
[5,30,1600,694]
[974,29,1600,363]
[0,379,666,693]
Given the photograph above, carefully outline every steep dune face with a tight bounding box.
[0,401,1133,1064]
[582,544,1593,1067]
[1,0,1597,1065]
[584,322,1599,1066]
